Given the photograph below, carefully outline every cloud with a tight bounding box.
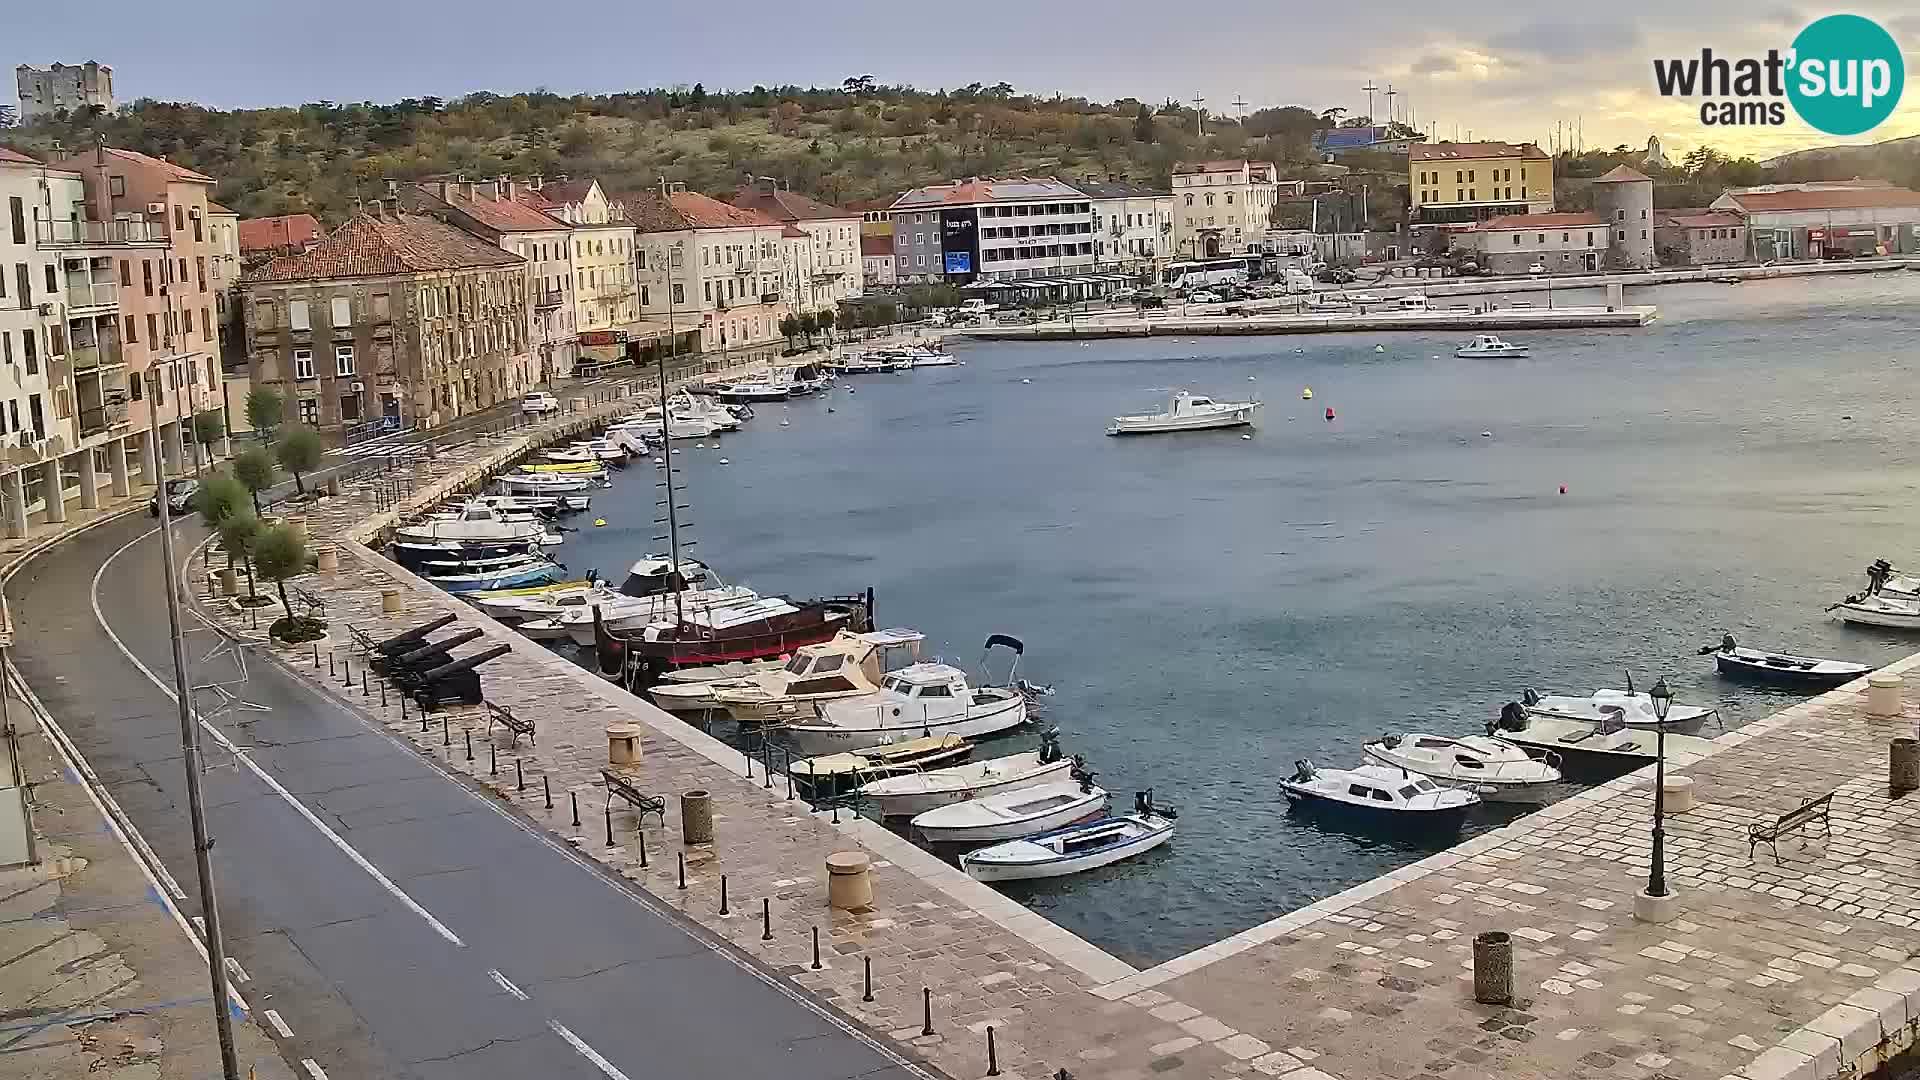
[1486,20,1644,61]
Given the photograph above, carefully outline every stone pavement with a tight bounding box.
[188,368,1920,1080]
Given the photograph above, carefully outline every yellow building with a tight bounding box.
[1409,142,1553,237]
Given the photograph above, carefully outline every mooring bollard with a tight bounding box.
[719,874,730,916]
[1893,738,1920,795]
[762,898,773,941]
[328,652,336,677]
[762,741,773,789]
[605,805,614,847]
[862,956,874,1002]
[441,716,449,746]
[827,851,873,910]
[465,730,473,762]
[1473,931,1514,1005]
[341,659,351,686]
[922,987,934,1036]
[987,1026,1000,1077]
[637,831,647,868]
[1871,672,1906,718]
[811,925,822,970]
[682,790,713,845]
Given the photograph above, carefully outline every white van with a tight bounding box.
[1395,294,1431,311]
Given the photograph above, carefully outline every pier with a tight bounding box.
[956,303,1656,341]
[181,379,1920,1080]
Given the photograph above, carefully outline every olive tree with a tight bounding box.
[252,521,310,626]
[274,426,323,497]
[246,387,283,440]
[232,446,275,514]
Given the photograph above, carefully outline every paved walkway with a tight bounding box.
[186,374,1920,1080]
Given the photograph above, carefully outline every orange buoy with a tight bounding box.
[1324,407,1336,421]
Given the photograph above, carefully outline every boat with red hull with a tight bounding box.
[596,589,874,690]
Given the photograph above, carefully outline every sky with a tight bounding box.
[14,1,1920,161]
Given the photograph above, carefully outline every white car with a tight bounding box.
[520,392,560,415]
[1527,262,1547,275]
[1187,290,1223,304]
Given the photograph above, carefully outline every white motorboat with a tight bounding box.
[423,555,565,593]
[1361,733,1562,804]
[1454,334,1530,358]
[780,364,829,396]
[467,579,603,621]
[1280,761,1479,820]
[1830,592,1920,630]
[613,409,720,441]
[497,471,603,494]
[1487,701,1719,774]
[830,354,891,374]
[714,371,792,402]
[1107,391,1262,436]
[659,658,788,684]
[781,637,1033,756]
[395,502,549,546]
[912,773,1107,844]
[904,350,957,368]
[709,628,925,722]
[540,446,601,465]
[959,794,1175,882]
[1521,687,1720,734]
[464,493,591,515]
[515,618,573,643]
[855,735,1075,817]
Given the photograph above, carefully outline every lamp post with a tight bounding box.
[1646,676,1673,899]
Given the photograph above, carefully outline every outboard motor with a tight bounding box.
[1290,759,1317,783]
[1070,762,1098,793]
[1722,633,1737,653]
[1134,789,1178,819]
[1521,688,1541,707]
[1037,727,1063,764]
[1868,559,1893,596]
[1491,700,1530,735]
[1378,733,1402,749]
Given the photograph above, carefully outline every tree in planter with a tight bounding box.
[253,521,318,638]
[191,409,226,467]
[218,510,262,602]
[797,310,818,347]
[273,426,323,497]
[778,313,800,350]
[245,387,283,441]
[232,447,275,514]
[816,308,836,345]
[195,470,247,531]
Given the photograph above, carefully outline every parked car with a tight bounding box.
[1528,262,1548,275]
[1187,290,1223,304]
[1316,267,1356,284]
[520,391,560,415]
[149,477,199,517]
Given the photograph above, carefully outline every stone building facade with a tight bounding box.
[15,62,113,121]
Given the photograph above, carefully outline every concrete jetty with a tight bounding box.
[189,375,1920,1080]
[957,303,1655,341]
[1361,256,1920,301]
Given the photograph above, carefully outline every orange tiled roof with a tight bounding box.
[1723,187,1920,212]
[415,183,566,233]
[537,179,596,205]
[54,145,215,183]
[0,146,40,166]
[1659,211,1744,228]
[205,201,236,215]
[242,211,523,283]
[1592,165,1653,184]
[238,214,322,254]
[625,191,780,232]
[731,188,852,222]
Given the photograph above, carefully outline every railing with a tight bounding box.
[35,218,166,246]
[533,288,565,309]
[62,278,116,309]
[68,342,123,371]
[77,402,130,437]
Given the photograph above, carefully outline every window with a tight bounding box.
[196,256,206,290]
[193,215,203,243]
[1184,194,1193,206]
[1616,209,1625,221]
[1587,232,1595,245]
[45,264,56,294]
[335,344,354,376]
[1617,230,1626,241]
[7,198,22,245]
[1641,230,1647,239]
[14,263,28,307]
[125,315,136,343]
[1457,189,1464,201]
[28,395,41,439]
[671,283,684,305]
[183,307,194,335]
[202,307,212,341]
[1536,234,1545,245]
[21,330,36,375]
[109,176,125,198]
[118,259,131,287]
[1512,235,1521,246]
[371,293,389,320]
[146,313,158,344]
[293,348,315,379]
[177,257,187,282]
[142,260,153,296]
[289,299,310,330]
[330,296,351,327]
[298,397,318,425]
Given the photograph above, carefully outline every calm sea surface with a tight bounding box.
[549,271,1920,965]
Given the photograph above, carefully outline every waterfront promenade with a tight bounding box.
[175,382,1920,1080]
[957,304,1654,341]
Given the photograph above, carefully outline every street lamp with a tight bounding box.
[1646,676,1673,899]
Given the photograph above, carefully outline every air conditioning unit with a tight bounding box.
[145,202,165,214]
[35,303,52,316]
[189,206,201,219]
[350,381,365,393]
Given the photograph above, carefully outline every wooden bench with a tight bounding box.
[291,585,327,617]
[1749,791,1836,862]
[347,625,379,654]
[601,769,665,826]
[485,702,535,747]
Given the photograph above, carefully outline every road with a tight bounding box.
[8,512,926,1080]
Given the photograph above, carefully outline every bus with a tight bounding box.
[1161,258,1258,292]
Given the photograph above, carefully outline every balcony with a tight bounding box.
[78,402,131,438]
[62,275,116,312]
[533,287,565,310]
[69,341,125,371]
[36,218,167,247]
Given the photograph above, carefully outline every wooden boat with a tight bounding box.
[790,734,975,791]
[708,628,925,721]
[912,773,1107,844]
[603,590,876,688]
[959,793,1174,881]
[1361,733,1561,803]
[1701,635,1871,689]
[1280,761,1478,821]
[855,733,1075,817]
[1829,593,1920,630]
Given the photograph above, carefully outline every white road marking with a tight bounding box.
[549,1020,634,1080]
[301,1058,329,1080]
[93,528,465,948]
[488,969,529,1001]
[264,1008,294,1038]
[224,956,250,983]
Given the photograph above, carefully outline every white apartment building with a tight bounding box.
[1076,180,1175,276]
[1170,160,1280,259]
[532,179,638,363]
[731,186,863,313]
[1454,212,1608,274]
[630,188,791,366]
[890,177,1106,287]
[0,152,78,450]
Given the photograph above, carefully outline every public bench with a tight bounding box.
[347,625,379,653]
[290,584,327,617]
[601,769,665,826]
[1748,790,1836,862]
[486,701,535,747]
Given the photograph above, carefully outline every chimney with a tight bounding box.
[384,177,399,196]
[439,180,455,202]
[505,178,519,200]
[529,174,544,190]
[460,176,476,200]
[388,197,405,220]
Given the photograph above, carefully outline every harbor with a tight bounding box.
[955,302,1655,340]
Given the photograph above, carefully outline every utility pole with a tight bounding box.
[1191,92,1205,138]
[1361,80,1378,125]
[1384,84,1398,128]
[146,362,241,1080]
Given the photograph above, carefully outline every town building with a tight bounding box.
[849,197,896,242]
[1170,160,1279,258]
[1075,180,1175,278]
[0,150,85,453]
[628,187,792,366]
[205,201,247,434]
[15,62,113,121]
[237,213,321,263]
[1709,184,1920,259]
[1653,210,1748,265]
[1590,166,1656,270]
[1313,126,1427,158]
[240,203,530,436]
[860,235,896,288]
[890,177,1108,291]
[730,185,863,312]
[410,178,578,382]
[1408,142,1553,235]
[523,178,639,368]
[1454,212,1608,275]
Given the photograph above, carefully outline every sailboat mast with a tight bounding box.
[655,340,685,628]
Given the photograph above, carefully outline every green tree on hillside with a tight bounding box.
[1133,104,1155,143]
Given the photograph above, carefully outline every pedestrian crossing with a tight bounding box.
[326,429,424,459]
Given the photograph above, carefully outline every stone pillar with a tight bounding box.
[381,588,402,614]
[827,851,874,911]
[681,790,713,845]
[1472,931,1513,1005]
[2,470,25,539]
[42,460,67,524]
[109,437,131,498]
[77,449,100,510]
[606,724,640,765]
[1869,673,1904,718]
[1661,775,1695,813]
[315,545,338,572]
[1893,739,1919,795]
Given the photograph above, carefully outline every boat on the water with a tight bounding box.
[1487,701,1718,774]
[912,769,1107,844]
[1700,634,1871,689]
[854,731,1074,817]
[1454,334,1529,358]
[497,470,604,494]
[1521,685,1721,734]
[706,627,925,722]
[1107,390,1261,436]
[395,502,549,548]
[790,734,975,791]
[423,556,565,593]
[713,371,793,403]
[958,791,1174,882]
[1280,760,1479,820]
[1361,733,1561,803]
[780,636,1033,756]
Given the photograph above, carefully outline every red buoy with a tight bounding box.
[1324,407,1336,421]
[1559,484,1568,494]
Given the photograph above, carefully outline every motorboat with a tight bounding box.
[707,628,925,722]
[1521,686,1721,734]
[395,502,549,547]
[1454,334,1530,358]
[854,731,1075,817]
[829,353,891,374]
[464,493,591,516]
[899,347,957,368]
[781,364,829,396]
[713,371,793,403]
[552,557,744,644]
[622,392,740,433]
[780,636,1034,756]
[658,658,787,684]
[1830,592,1920,630]
[515,618,573,643]
[1107,391,1262,436]
[959,792,1174,882]
[391,536,543,569]
[1700,634,1872,689]
[1280,761,1479,821]
[540,446,602,465]
[519,462,610,480]
[1486,701,1718,775]
[423,555,565,593]
[912,769,1107,844]
[497,470,604,494]
[1361,733,1561,804]
[613,410,718,441]
[789,734,975,791]
[466,578,603,622]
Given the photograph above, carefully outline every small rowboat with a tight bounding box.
[789,734,975,790]
[855,742,1076,818]
[1829,593,1920,630]
[959,793,1174,882]
[1701,635,1872,689]
[912,776,1107,844]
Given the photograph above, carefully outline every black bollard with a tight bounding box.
[862,956,874,1002]
[543,775,553,810]
[811,925,822,970]
[677,851,687,890]
[762,898,773,941]
[401,690,409,722]
[785,751,794,801]
[987,1027,1000,1077]
[922,987,934,1036]
[342,659,350,686]
[605,805,614,847]
[719,875,730,916]
[637,831,647,868]
[489,743,498,776]
[744,740,753,778]
[763,741,773,789]
[465,730,473,762]
[329,652,336,677]
[381,681,387,707]
[515,758,525,793]
[313,643,320,667]
[832,801,841,824]
[361,669,369,697]
[570,790,580,827]
[441,716,449,746]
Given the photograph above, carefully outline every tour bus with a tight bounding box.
[1161,258,1258,292]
